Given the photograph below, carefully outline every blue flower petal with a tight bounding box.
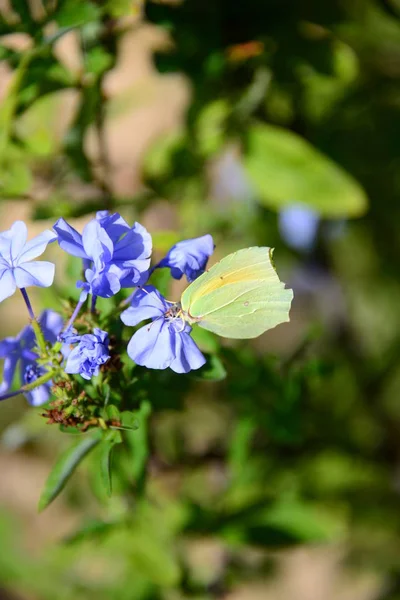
[89,270,121,298]
[0,269,16,301]
[0,355,19,393]
[118,265,150,288]
[279,204,319,251]
[96,211,130,241]
[113,222,152,262]
[65,346,83,374]
[0,338,17,359]
[13,261,55,289]
[25,384,51,407]
[39,310,64,344]
[0,221,56,302]
[121,286,167,326]
[127,318,175,370]
[170,330,206,373]
[82,220,113,270]
[53,218,88,259]
[158,234,214,282]
[17,229,56,263]
[7,221,28,263]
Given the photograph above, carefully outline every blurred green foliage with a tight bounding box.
[2,0,400,599]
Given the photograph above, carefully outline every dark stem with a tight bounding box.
[20,287,35,320]
[0,389,23,402]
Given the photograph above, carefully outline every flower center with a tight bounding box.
[24,363,41,385]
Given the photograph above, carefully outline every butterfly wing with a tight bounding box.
[181,247,293,339]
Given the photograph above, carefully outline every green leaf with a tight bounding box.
[196,99,230,157]
[0,151,32,197]
[193,353,227,381]
[244,122,368,218]
[99,431,122,497]
[105,404,121,422]
[228,418,256,473]
[120,411,139,430]
[38,430,102,511]
[64,518,116,544]
[261,498,346,543]
[143,130,185,181]
[191,326,220,354]
[124,401,152,487]
[106,0,143,18]
[0,50,33,156]
[54,0,100,27]
[15,91,79,157]
[85,47,113,77]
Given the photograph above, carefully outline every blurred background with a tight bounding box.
[1,0,400,598]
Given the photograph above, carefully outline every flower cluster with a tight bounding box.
[0,310,63,406]
[54,212,152,300]
[63,328,110,380]
[0,212,214,407]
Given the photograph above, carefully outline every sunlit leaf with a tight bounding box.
[196,99,230,157]
[244,122,368,217]
[54,0,100,27]
[142,130,185,181]
[85,47,113,77]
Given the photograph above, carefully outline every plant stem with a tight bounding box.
[0,369,56,402]
[20,287,35,320]
[20,288,48,356]
[65,299,84,331]
[22,369,55,392]
[121,287,138,308]
[31,319,48,356]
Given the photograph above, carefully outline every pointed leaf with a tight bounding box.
[38,430,102,511]
[99,430,122,497]
[244,122,368,218]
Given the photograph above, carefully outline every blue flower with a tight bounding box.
[65,328,110,380]
[279,204,319,251]
[0,310,63,406]
[157,234,214,282]
[121,286,206,373]
[53,212,152,298]
[0,221,56,302]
